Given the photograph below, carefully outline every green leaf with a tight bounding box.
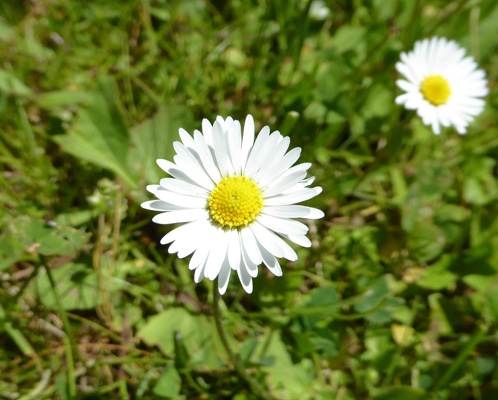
[333,26,367,54]
[487,288,498,324]
[361,84,394,119]
[128,104,194,185]
[54,76,136,188]
[462,157,498,206]
[153,365,181,399]
[371,386,427,400]
[137,308,221,368]
[36,90,87,108]
[355,275,389,313]
[5,216,90,259]
[0,229,24,271]
[254,331,314,399]
[417,254,457,291]
[29,262,102,310]
[0,69,32,97]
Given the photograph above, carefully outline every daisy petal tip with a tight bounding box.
[314,209,325,219]
[218,285,228,296]
[243,282,253,294]
[273,269,283,277]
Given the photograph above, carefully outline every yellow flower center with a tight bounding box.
[420,75,452,106]
[208,176,263,229]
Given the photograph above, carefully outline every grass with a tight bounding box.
[1,0,498,399]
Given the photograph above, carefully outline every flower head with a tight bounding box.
[142,115,323,294]
[395,36,488,134]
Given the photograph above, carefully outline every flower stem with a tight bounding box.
[212,288,275,400]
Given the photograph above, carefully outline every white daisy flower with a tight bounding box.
[395,36,488,134]
[142,115,324,295]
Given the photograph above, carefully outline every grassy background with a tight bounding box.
[1,0,498,399]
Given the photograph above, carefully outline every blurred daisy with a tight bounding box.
[142,115,323,295]
[395,36,488,134]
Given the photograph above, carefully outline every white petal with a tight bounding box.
[146,184,161,194]
[396,79,418,93]
[193,129,222,183]
[227,120,243,175]
[257,214,308,236]
[237,262,253,294]
[241,114,255,171]
[212,120,234,177]
[179,128,196,151]
[257,242,283,277]
[264,187,323,206]
[171,220,210,258]
[251,222,297,261]
[240,227,263,265]
[160,219,206,245]
[189,241,210,271]
[142,200,187,212]
[155,187,207,208]
[249,222,284,258]
[173,142,215,189]
[202,118,214,147]
[152,209,208,225]
[194,259,207,283]
[240,243,259,278]
[217,257,231,295]
[245,130,280,177]
[262,205,324,219]
[252,136,291,183]
[156,159,176,174]
[257,147,302,188]
[206,229,230,280]
[158,159,212,191]
[160,178,209,198]
[244,127,274,176]
[282,234,312,248]
[262,170,307,197]
[228,230,241,271]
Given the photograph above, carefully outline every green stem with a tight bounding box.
[212,288,275,400]
[433,325,488,391]
[42,256,79,396]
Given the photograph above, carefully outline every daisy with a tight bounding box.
[142,115,324,295]
[395,36,488,134]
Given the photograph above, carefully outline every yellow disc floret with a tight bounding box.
[208,176,263,229]
[420,75,452,106]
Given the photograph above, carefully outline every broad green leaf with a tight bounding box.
[361,84,394,119]
[333,26,367,54]
[128,104,194,185]
[462,157,498,206]
[54,76,136,188]
[417,254,457,291]
[0,69,32,97]
[4,216,90,259]
[29,262,102,310]
[428,293,454,336]
[0,229,24,271]
[36,90,87,108]
[137,308,222,368]
[153,365,181,399]
[371,386,427,400]
[254,331,314,399]
[355,275,389,313]
[487,287,498,324]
